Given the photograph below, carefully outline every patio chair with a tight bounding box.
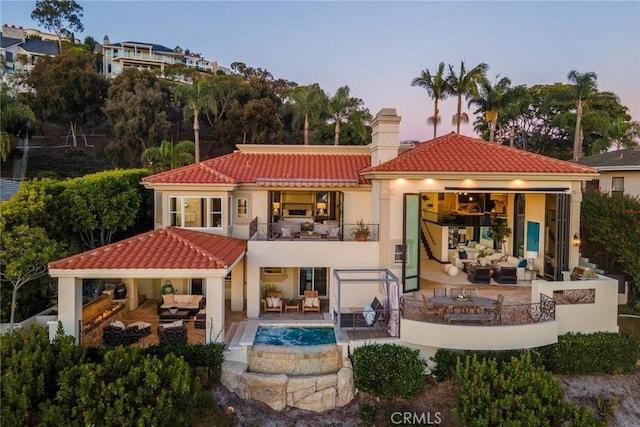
[485,294,504,323]
[157,321,188,345]
[433,288,447,297]
[302,290,321,313]
[462,288,478,297]
[450,288,463,296]
[103,321,151,346]
[263,291,283,313]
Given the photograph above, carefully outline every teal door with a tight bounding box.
[403,194,420,292]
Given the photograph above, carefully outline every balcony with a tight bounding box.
[250,221,379,242]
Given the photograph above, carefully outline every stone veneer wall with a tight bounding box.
[221,357,355,412]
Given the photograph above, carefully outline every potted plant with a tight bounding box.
[487,219,512,254]
[350,218,371,241]
[477,248,490,266]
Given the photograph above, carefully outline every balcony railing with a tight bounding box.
[250,222,379,242]
[400,293,555,326]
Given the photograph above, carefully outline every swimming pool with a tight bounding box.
[253,326,336,346]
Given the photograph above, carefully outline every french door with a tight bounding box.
[298,267,328,297]
[403,194,420,293]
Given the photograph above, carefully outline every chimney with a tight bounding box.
[370,108,401,166]
[103,35,110,46]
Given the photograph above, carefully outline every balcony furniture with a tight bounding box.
[467,264,492,284]
[157,294,204,315]
[159,309,191,322]
[433,288,447,297]
[339,296,384,328]
[493,266,518,284]
[484,294,504,324]
[302,290,320,313]
[194,309,206,329]
[158,321,188,345]
[263,291,283,313]
[103,321,151,346]
[300,231,323,240]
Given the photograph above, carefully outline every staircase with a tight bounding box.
[420,220,435,260]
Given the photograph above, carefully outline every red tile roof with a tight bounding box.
[49,228,246,270]
[363,133,598,174]
[142,152,372,186]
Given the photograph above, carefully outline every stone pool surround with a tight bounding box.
[221,357,355,412]
[221,321,355,411]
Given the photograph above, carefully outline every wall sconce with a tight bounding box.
[316,202,327,216]
[272,202,280,216]
[572,233,582,246]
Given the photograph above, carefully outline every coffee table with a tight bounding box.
[285,301,299,312]
[159,309,191,322]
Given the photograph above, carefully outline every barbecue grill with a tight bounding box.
[570,266,598,281]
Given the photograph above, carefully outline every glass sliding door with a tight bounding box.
[513,194,525,258]
[298,267,328,297]
[403,194,420,293]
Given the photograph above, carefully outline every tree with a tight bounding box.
[469,75,512,143]
[26,50,107,147]
[241,97,282,144]
[567,70,598,160]
[446,61,488,134]
[104,68,172,166]
[0,89,35,161]
[0,225,63,330]
[285,85,327,145]
[411,62,449,139]
[327,85,368,146]
[61,169,149,249]
[174,78,216,162]
[141,140,195,172]
[31,0,84,51]
[607,117,640,151]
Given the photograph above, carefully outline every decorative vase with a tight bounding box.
[479,258,487,267]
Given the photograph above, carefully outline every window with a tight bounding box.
[585,179,599,191]
[190,278,204,295]
[5,52,13,62]
[612,177,624,195]
[236,197,248,219]
[299,267,328,297]
[168,196,223,228]
[393,243,404,264]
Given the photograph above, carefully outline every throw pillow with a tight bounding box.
[266,297,274,308]
[304,297,314,308]
[312,297,320,308]
[268,297,281,308]
[162,293,175,305]
[468,241,477,249]
[281,227,292,237]
[110,320,125,329]
[165,320,183,329]
[329,227,340,237]
[362,305,376,326]
[517,259,528,268]
[458,250,468,260]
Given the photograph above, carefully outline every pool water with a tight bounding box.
[254,326,336,346]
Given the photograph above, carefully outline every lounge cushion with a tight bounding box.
[162,294,175,305]
[362,305,376,325]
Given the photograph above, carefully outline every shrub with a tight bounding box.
[359,401,377,426]
[454,353,603,426]
[430,348,542,382]
[538,332,639,374]
[43,346,201,426]
[142,342,225,379]
[351,343,425,399]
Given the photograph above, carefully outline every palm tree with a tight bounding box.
[446,61,488,134]
[469,75,512,142]
[567,70,597,160]
[174,78,216,162]
[141,140,195,172]
[328,85,357,146]
[411,62,449,139]
[286,85,327,145]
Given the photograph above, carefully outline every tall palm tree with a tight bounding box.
[174,78,216,162]
[411,62,449,139]
[469,75,512,142]
[328,85,356,146]
[446,61,488,134]
[141,140,195,172]
[567,70,598,160]
[286,85,327,145]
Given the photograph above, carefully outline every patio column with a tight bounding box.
[57,277,82,343]
[246,263,260,319]
[230,258,244,311]
[204,276,225,343]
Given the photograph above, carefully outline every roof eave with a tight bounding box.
[360,171,600,181]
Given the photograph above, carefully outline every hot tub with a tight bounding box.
[248,325,342,376]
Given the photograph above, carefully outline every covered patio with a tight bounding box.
[48,227,247,345]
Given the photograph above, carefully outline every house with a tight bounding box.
[48,108,618,354]
[575,146,640,197]
[102,35,229,80]
[1,25,59,88]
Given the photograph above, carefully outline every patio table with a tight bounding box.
[429,296,497,316]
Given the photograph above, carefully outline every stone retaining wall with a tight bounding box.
[221,357,355,412]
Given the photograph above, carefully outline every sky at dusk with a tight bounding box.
[3,0,639,142]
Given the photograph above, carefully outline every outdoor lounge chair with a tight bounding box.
[302,290,321,313]
[263,291,283,313]
[339,296,384,328]
[157,321,188,345]
[103,321,151,346]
